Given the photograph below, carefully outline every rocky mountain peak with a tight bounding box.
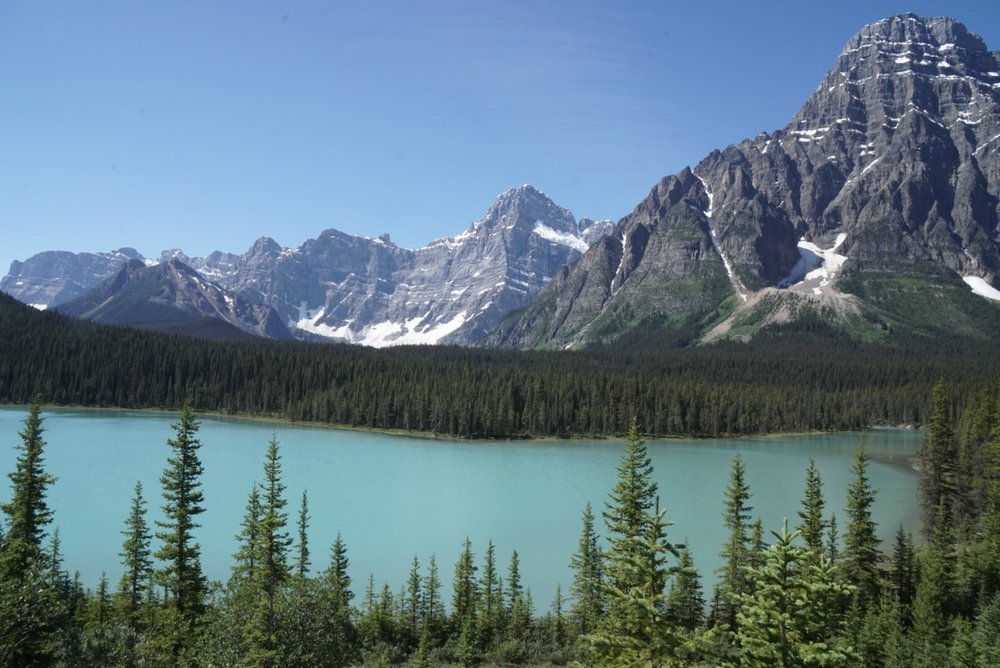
[479,184,578,236]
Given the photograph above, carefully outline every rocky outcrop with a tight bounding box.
[491,14,1000,348]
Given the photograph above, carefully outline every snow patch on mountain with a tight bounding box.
[779,234,848,295]
[963,276,1000,302]
[532,222,589,254]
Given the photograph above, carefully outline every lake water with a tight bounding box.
[0,406,923,609]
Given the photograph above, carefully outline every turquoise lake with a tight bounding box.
[0,406,923,609]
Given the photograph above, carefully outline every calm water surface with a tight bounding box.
[0,406,922,608]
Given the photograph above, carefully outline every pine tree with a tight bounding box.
[665,544,704,631]
[889,524,917,614]
[919,380,958,535]
[320,533,357,666]
[296,489,310,578]
[506,549,531,642]
[911,505,957,653]
[714,454,754,632]
[842,443,881,609]
[797,459,826,555]
[452,537,478,631]
[423,554,446,644]
[0,399,62,666]
[569,502,604,635]
[154,401,208,664]
[405,555,423,640]
[249,435,292,667]
[733,520,856,667]
[583,498,683,665]
[477,540,502,647]
[118,481,152,627]
[233,484,261,581]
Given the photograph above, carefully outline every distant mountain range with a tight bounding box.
[4,14,1000,347]
[2,185,611,344]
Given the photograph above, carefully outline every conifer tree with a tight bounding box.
[320,533,357,666]
[842,444,881,609]
[477,540,503,646]
[733,520,856,667]
[506,549,531,642]
[0,399,61,666]
[797,459,826,555]
[919,380,958,534]
[911,505,957,653]
[889,524,917,614]
[251,435,292,666]
[232,484,261,581]
[118,481,152,626]
[296,489,310,578]
[569,502,604,635]
[583,498,683,665]
[602,418,658,628]
[403,555,420,630]
[423,554,446,644]
[154,401,208,664]
[452,537,478,631]
[665,544,704,631]
[714,454,753,631]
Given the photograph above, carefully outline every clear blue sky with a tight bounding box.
[3,1,999,273]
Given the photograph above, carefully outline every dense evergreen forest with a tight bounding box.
[2,291,999,438]
[2,381,1000,666]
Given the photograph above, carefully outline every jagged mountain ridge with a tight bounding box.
[490,14,1000,349]
[3,186,612,345]
[55,259,293,340]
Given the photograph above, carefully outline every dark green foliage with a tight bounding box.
[0,400,62,666]
[919,380,959,534]
[296,489,310,578]
[3,291,1000,439]
[154,400,208,664]
[665,545,704,632]
[118,481,153,627]
[569,502,604,635]
[797,459,826,555]
[732,520,857,667]
[843,444,882,609]
[713,454,754,633]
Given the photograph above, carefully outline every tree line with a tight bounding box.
[2,291,999,439]
[3,384,1000,665]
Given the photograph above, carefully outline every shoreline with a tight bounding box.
[0,401,923,446]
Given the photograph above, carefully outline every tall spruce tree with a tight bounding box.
[797,459,826,555]
[0,399,61,666]
[584,498,683,666]
[733,520,856,667]
[118,481,152,626]
[232,484,261,581]
[452,537,478,631]
[296,489,310,578]
[919,379,958,535]
[569,502,604,635]
[714,454,754,632]
[842,443,881,609]
[602,418,658,627]
[250,435,292,667]
[665,544,704,632]
[154,401,208,664]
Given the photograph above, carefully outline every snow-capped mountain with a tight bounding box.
[55,259,293,340]
[3,186,611,345]
[490,14,1000,348]
[0,248,151,309]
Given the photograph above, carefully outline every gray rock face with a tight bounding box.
[3,185,608,346]
[491,14,1000,348]
[55,259,293,340]
[1,248,147,308]
[191,185,603,346]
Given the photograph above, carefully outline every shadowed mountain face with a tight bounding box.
[55,259,293,340]
[489,14,1000,349]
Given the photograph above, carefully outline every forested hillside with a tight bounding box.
[2,292,999,438]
